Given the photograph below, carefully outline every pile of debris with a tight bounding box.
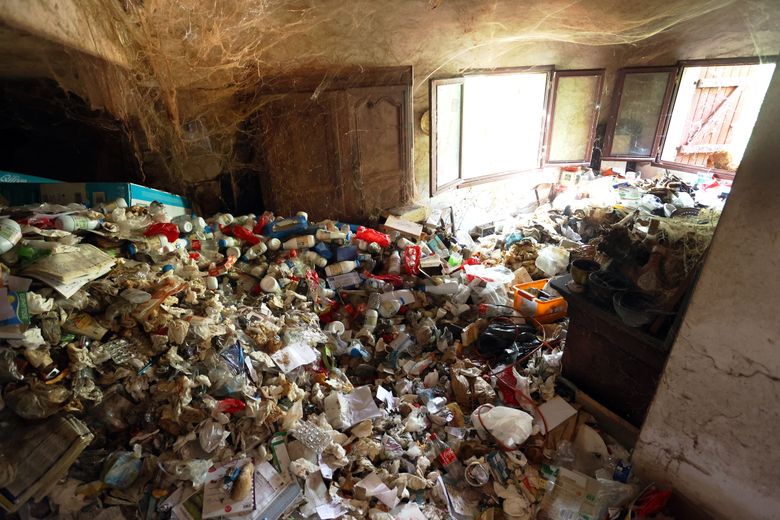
[0,184,696,519]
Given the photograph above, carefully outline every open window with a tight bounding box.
[657,59,775,176]
[603,67,677,160]
[546,69,605,164]
[604,58,776,178]
[430,67,604,195]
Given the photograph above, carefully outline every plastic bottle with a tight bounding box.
[349,344,371,361]
[418,281,460,295]
[205,276,219,290]
[387,250,401,274]
[315,229,346,243]
[225,246,242,259]
[55,215,101,232]
[302,251,327,268]
[128,235,172,258]
[282,235,315,250]
[242,242,267,260]
[219,237,241,249]
[430,433,464,480]
[478,303,518,318]
[363,309,378,331]
[267,238,282,251]
[324,260,359,277]
[0,218,22,255]
[212,213,234,226]
[171,215,194,233]
[100,197,128,213]
[396,237,414,249]
[378,289,415,306]
[260,275,281,293]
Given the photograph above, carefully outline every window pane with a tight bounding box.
[611,72,671,156]
[548,74,601,162]
[461,73,547,178]
[434,82,463,188]
[660,62,775,172]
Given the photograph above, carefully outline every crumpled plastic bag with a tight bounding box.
[472,405,534,450]
[102,445,143,489]
[535,246,569,277]
[5,381,71,420]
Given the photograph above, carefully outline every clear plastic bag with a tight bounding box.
[535,246,570,277]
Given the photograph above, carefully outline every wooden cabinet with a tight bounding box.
[254,68,413,221]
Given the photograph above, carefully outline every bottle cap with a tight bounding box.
[127,244,138,256]
[161,264,174,273]
[218,239,228,249]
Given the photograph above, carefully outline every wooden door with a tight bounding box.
[341,85,412,219]
[256,92,345,220]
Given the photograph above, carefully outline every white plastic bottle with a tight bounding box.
[260,275,281,293]
[100,197,128,213]
[0,218,22,255]
[171,215,194,233]
[302,251,328,268]
[212,213,234,226]
[324,260,359,277]
[55,215,100,232]
[387,250,401,274]
[315,229,347,243]
[282,235,315,250]
[419,281,460,295]
[267,238,282,251]
[243,242,268,260]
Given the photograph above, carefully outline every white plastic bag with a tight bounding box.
[471,404,534,450]
[535,246,569,277]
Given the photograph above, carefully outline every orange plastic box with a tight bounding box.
[512,279,568,324]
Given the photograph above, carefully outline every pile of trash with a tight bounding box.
[0,196,674,520]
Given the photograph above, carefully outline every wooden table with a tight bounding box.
[551,275,674,427]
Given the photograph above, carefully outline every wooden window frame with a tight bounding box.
[544,69,605,165]
[651,56,777,180]
[429,77,464,195]
[602,66,678,161]
[429,66,554,196]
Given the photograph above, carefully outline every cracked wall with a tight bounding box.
[632,67,780,519]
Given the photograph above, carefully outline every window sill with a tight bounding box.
[431,167,547,196]
[652,160,736,180]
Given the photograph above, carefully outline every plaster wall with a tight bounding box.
[631,67,780,519]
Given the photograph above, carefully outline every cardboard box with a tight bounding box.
[0,182,191,217]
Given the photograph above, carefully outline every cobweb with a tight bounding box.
[30,0,769,200]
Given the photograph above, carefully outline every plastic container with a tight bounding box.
[55,215,100,233]
[512,279,567,324]
[0,218,22,254]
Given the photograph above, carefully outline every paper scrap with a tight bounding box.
[394,502,427,520]
[315,502,348,519]
[271,343,319,373]
[376,385,397,411]
[536,395,577,434]
[202,459,256,519]
[356,472,399,509]
[348,386,383,425]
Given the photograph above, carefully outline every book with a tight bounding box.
[22,244,115,297]
[0,414,94,513]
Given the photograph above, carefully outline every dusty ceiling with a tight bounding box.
[0,0,778,198]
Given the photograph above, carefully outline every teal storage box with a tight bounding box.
[1,182,191,218]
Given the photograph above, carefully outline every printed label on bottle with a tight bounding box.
[72,216,92,230]
[438,448,457,466]
[0,223,21,243]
